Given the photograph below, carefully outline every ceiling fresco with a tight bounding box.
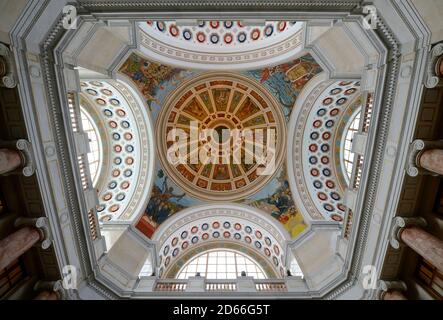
[119,52,323,239]
[155,73,287,202]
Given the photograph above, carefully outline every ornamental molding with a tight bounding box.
[78,0,361,11]
[14,217,52,250]
[389,216,427,250]
[79,78,155,223]
[153,204,293,280]
[139,26,304,69]
[0,43,17,88]
[406,139,425,177]
[9,0,430,300]
[153,203,290,245]
[296,80,361,221]
[289,75,332,220]
[156,72,287,202]
[112,80,154,222]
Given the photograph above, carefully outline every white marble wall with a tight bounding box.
[0,0,27,44]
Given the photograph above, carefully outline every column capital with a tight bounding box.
[390,216,427,249]
[379,280,407,292]
[425,42,443,88]
[34,280,68,300]
[14,217,52,249]
[0,139,35,176]
[0,43,16,88]
[406,139,443,177]
[16,139,35,177]
[379,280,407,300]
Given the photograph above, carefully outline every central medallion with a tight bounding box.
[157,73,286,201]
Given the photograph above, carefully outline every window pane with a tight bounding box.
[208,257,217,265]
[80,108,102,186]
[176,249,267,280]
[227,265,236,272]
[207,265,217,273]
[342,110,362,181]
[217,264,226,273]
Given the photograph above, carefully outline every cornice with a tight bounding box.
[9,0,430,300]
[78,0,361,11]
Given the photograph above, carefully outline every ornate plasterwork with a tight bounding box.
[0,43,17,88]
[159,220,285,278]
[156,72,287,202]
[80,80,154,222]
[289,75,361,221]
[112,81,155,221]
[301,80,361,221]
[154,204,289,245]
[12,0,429,301]
[78,1,360,11]
[139,23,304,70]
[288,76,328,220]
[153,204,290,278]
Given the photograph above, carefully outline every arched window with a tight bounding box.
[176,249,267,280]
[80,108,102,186]
[341,110,361,182]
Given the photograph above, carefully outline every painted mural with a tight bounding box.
[123,53,321,239]
[246,54,322,119]
[120,54,194,110]
[245,167,307,238]
[138,170,187,238]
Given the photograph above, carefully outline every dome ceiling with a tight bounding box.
[156,73,286,201]
[118,53,325,239]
